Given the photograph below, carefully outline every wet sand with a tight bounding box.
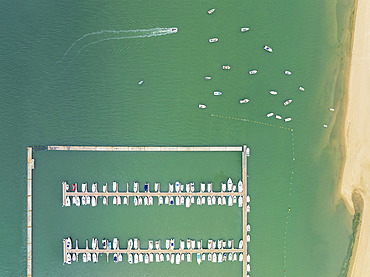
[340,0,370,276]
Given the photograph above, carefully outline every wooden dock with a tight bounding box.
[242,146,249,276]
[27,147,34,277]
[48,146,243,152]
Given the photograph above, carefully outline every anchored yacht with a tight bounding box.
[264,45,273,52]
[267,112,274,117]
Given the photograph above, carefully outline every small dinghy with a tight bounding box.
[284,70,292,75]
[249,70,258,75]
[138,80,143,85]
[266,112,274,117]
[264,45,273,52]
[222,65,231,70]
[208,8,215,15]
[299,86,305,91]
[240,99,249,104]
[205,76,211,80]
[241,27,249,32]
[284,117,292,122]
[213,91,222,96]
[198,104,206,109]
[269,90,278,95]
[209,38,218,43]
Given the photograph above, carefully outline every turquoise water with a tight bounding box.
[0,0,356,276]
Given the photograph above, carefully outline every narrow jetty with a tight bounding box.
[27,147,34,277]
[48,146,242,152]
[242,146,249,275]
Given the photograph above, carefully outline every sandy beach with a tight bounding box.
[340,0,370,276]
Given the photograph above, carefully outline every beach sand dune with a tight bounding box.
[341,0,370,276]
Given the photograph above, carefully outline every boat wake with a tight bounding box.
[56,27,177,65]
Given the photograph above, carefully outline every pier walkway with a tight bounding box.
[48,146,242,152]
[27,147,34,277]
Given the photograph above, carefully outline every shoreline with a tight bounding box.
[340,0,370,275]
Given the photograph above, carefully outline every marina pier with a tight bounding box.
[27,147,34,277]
[48,146,242,152]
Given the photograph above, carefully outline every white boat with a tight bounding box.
[227,178,233,191]
[176,253,181,264]
[197,253,202,264]
[209,38,218,43]
[170,27,178,33]
[87,253,91,262]
[202,197,206,205]
[103,183,107,193]
[217,197,222,205]
[329,108,335,111]
[238,180,243,192]
[65,253,72,264]
[117,196,121,205]
[82,183,87,192]
[113,238,118,250]
[65,196,71,207]
[191,240,195,249]
[198,104,207,109]
[166,254,170,262]
[233,195,237,203]
[113,181,117,192]
[264,45,273,52]
[228,240,232,248]
[123,196,127,205]
[103,196,107,205]
[267,112,274,117]
[208,8,215,14]
[247,224,251,232]
[102,239,107,249]
[92,238,97,250]
[170,239,175,250]
[238,196,243,207]
[269,90,278,95]
[92,183,97,192]
[75,196,80,206]
[247,253,250,263]
[149,240,153,250]
[228,196,233,206]
[128,253,133,264]
[223,253,227,261]
[166,239,170,250]
[212,196,216,205]
[247,264,251,272]
[197,240,201,249]
[139,253,143,263]
[113,196,117,205]
[92,253,98,263]
[240,98,249,104]
[212,241,216,249]
[175,181,180,192]
[201,183,205,192]
[241,27,249,32]
[138,80,143,85]
[170,254,175,264]
[207,183,212,192]
[144,254,149,264]
[91,196,97,207]
[133,182,139,193]
[158,196,163,205]
[284,117,292,122]
[247,235,250,242]
[133,196,138,206]
[205,76,212,80]
[134,253,138,264]
[208,254,212,261]
[233,253,237,261]
[154,182,159,192]
[299,86,305,91]
[222,196,226,205]
[134,238,138,249]
[239,240,243,249]
[221,183,226,192]
[284,99,292,106]
[165,196,169,205]
[83,253,87,263]
[208,240,213,249]
[202,254,206,261]
[239,253,243,262]
[65,238,72,250]
[248,70,258,75]
[169,183,174,192]
[218,253,223,263]
[191,183,195,192]
[169,196,174,205]
[144,196,148,206]
[81,196,86,205]
[138,197,142,205]
[247,205,251,212]
[187,239,191,249]
[155,240,160,250]
[207,196,212,205]
[213,91,222,96]
[156,253,160,263]
[218,240,223,249]
[196,197,201,205]
[175,196,180,206]
[128,239,133,250]
[233,185,236,192]
[228,253,233,261]
[212,253,217,263]
[180,240,185,250]
[284,70,292,75]
[186,183,190,192]
[275,114,282,120]
[187,253,192,262]
[160,253,164,262]
[323,124,328,128]
[186,197,191,208]
[222,65,231,70]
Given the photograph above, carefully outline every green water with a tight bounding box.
[0,0,356,276]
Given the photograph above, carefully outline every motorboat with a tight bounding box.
[217,197,222,205]
[323,124,328,128]
[82,183,87,192]
[267,112,274,117]
[149,240,153,250]
[284,70,292,75]
[209,38,218,43]
[212,240,216,249]
[154,182,159,192]
[187,239,191,249]
[164,196,169,205]
[299,86,305,91]
[222,196,226,205]
[205,76,212,80]
[247,147,250,156]
[138,80,144,85]
[166,254,170,261]
[86,196,90,205]
[247,224,251,232]
[166,239,170,250]
[128,253,133,264]
[169,196,174,205]
[139,253,143,263]
[228,196,233,206]
[198,104,207,109]
[180,240,185,250]
[169,183,174,192]
[249,70,258,75]
[197,197,201,205]
[247,205,251,212]
[65,238,72,250]
[117,196,121,205]
[218,240,223,249]
[170,27,178,33]
[233,253,237,261]
[138,197,143,205]
[202,254,206,261]
[102,239,107,249]
[222,65,231,70]
[197,253,202,264]
[247,235,250,242]
[134,238,138,249]
[201,183,205,192]
[238,196,243,207]
[113,238,118,250]
[238,180,243,192]
[133,196,138,206]
[329,108,335,112]
[212,196,216,205]
[185,183,190,192]
[175,196,180,206]
[213,90,222,96]
[218,253,223,263]
[176,253,181,264]
[233,185,236,192]
[134,253,138,264]
[207,196,212,205]
[83,253,87,263]
[155,240,160,250]
[275,114,282,120]
[191,183,195,192]
[133,182,139,193]
[144,183,149,192]
[144,254,149,264]
[72,183,77,192]
[212,253,217,263]
[208,8,215,14]
[228,253,233,261]
[128,239,133,250]
[208,254,212,261]
[160,254,164,262]
[247,253,250,263]
[75,196,80,206]
[197,240,201,249]
[170,254,175,264]
[223,253,227,261]
[158,196,163,205]
[240,99,249,104]
[103,196,107,205]
[91,196,97,207]
[156,253,160,263]
[239,240,243,249]
[113,181,117,192]
[227,178,233,191]
[66,253,72,264]
[87,252,91,262]
[103,183,107,193]
[221,183,226,192]
[241,27,249,32]
[228,240,232,248]
[284,117,292,122]
[239,253,243,262]
[264,45,273,52]
[113,196,117,205]
[149,253,153,263]
[186,197,191,208]
[207,183,212,192]
[170,239,175,250]
[92,183,97,192]
[144,196,148,206]
[247,264,251,272]
[65,196,71,207]
[108,241,112,250]
[208,240,213,249]
[113,253,118,263]
[283,99,292,106]
[175,181,180,192]
[269,90,278,95]
[187,253,192,262]
[233,195,237,204]
[92,253,98,263]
